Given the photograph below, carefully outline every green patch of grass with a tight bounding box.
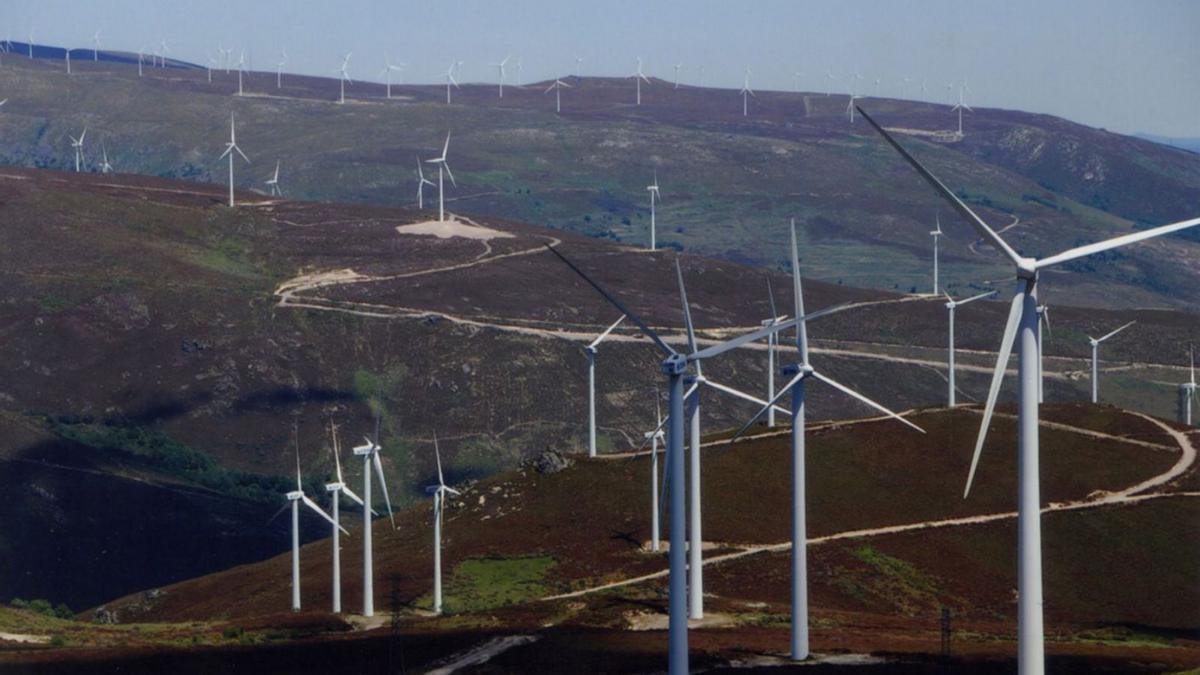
[443,555,557,613]
[1070,626,1178,649]
[844,545,945,616]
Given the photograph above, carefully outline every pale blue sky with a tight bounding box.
[4,0,1198,136]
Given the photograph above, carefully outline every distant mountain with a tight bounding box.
[1135,132,1200,155]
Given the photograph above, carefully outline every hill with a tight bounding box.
[0,166,1196,613]
[0,56,1197,312]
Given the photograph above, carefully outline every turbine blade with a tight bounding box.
[675,259,700,370]
[1035,216,1200,270]
[809,370,924,433]
[790,219,809,357]
[443,162,456,187]
[689,302,850,362]
[235,145,250,163]
[339,485,367,508]
[1097,320,1135,343]
[543,245,677,357]
[856,107,1023,267]
[588,314,626,348]
[727,371,806,444]
[766,277,778,322]
[372,452,395,528]
[703,378,792,417]
[964,283,1027,498]
[303,495,349,535]
[958,290,998,306]
[433,432,445,487]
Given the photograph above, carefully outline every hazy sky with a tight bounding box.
[4,0,1198,137]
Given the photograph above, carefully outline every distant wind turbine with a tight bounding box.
[585,314,626,458]
[236,51,246,96]
[64,48,70,74]
[491,55,510,98]
[574,55,583,79]
[276,49,287,89]
[761,279,787,427]
[545,78,571,113]
[1088,321,1135,403]
[352,414,395,618]
[425,132,456,222]
[438,61,460,104]
[158,39,169,68]
[740,67,755,116]
[1180,347,1196,426]
[951,81,973,137]
[943,289,998,406]
[265,160,282,196]
[217,113,250,208]
[69,127,86,172]
[930,214,944,293]
[644,394,665,551]
[99,143,113,173]
[323,422,368,614]
[334,53,352,104]
[426,433,461,615]
[138,46,147,77]
[646,171,661,250]
[92,30,101,61]
[630,57,651,105]
[416,159,435,209]
[672,63,682,89]
[380,57,405,99]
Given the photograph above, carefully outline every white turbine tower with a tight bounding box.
[1088,321,1135,403]
[930,214,944,294]
[138,46,147,77]
[730,221,924,659]
[380,57,405,99]
[64,48,71,74]
[286,438,347,612]
[491,55,510,98]
[158,39,169,68]
[218,113,249,207]
[739,67,755,117]
[322,422,368,613]
[585,315,626,458]
[672,63,682,89]
[265,160,281,197]
[438,61,460,104]
[69,127,86,172]
[276,49,287,89]
[545,78,571,113]
[334,53,352,104]
[845,92,863,123]
[99,143,113,174]
[425,132,456,222]
[630,57,651,105]
[574,55,583,79]
[1180,347,1196,426]
[426,433,461,615]
[416,159,435,210]
[646,172,661,250]
[27,32,33,59]
[943,289,998,407]
[951,81,973,137]
[236,50,246,96]
[860,105,1200,675]
[352,416,395,618]
[92,30,100,61]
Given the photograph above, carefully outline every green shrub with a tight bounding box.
[53,604,74,620]
[49,635,66,647]
[9,598,28,609]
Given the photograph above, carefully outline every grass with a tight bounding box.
[443,555,557,613]
[1069,626,1179,649]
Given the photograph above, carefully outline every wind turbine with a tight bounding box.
[730,220,924,660]
[138,46,147,77]
[276,49,287,89]
[546,242,849,675]
[438,61,460,104]
[69,127,86,172]
[323,422,368,613]
[646,172,661,250]
[64,48,70,74]
[265,160,281,196]
[425,132,456,222]
[951,81,973,137]
[426,433,461,615]
[218,113,249,208]
[334,53,352,104]
[286,438,347,612]
[1180,347,1196,426]
[416,159,435,209]
[352,415,395,618]
[672,63,682,89]
[99,143,113,174]
[27,32,33,59]
[845,93,863,123]
[943,289,998,406]
[930,214,944,294]
[574,55,583,79]
[873,76,881,96]
[584,315,626,458]
[645,395,665,551]
[92,30,101,61]
[515,56,523,86]
[630,57,651,105]
[1088,321,1135,403]
[739,67,755,117]
[158,39,169,68]
[859,105,1200,675]
[491,55,510,98]
[824,70,836,96]
[380,57,405,99]
[545,78,572,113]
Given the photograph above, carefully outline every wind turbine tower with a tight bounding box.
[218,113,249,207]
[425,132,456,222]
[1088,321,1135,403]
[646,172,661,250]
[427,434,461,615]
[739,67,755,117]
[585,315,626,457]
